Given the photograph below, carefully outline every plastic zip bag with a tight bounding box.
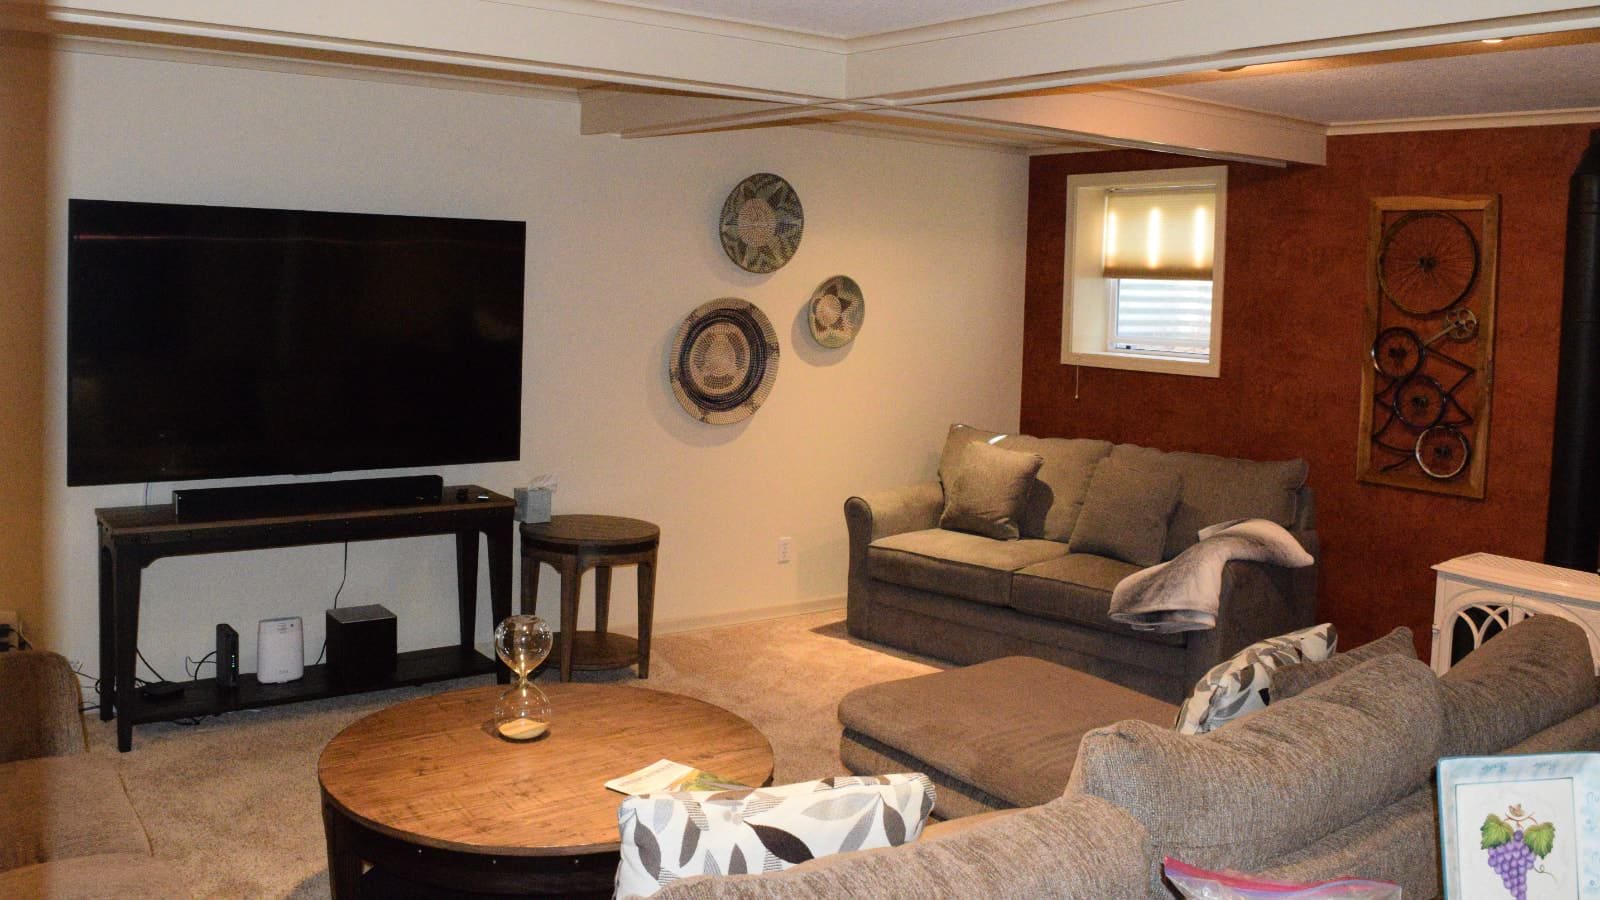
[1164,858,1403,899]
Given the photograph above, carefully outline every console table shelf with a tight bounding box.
[129,646,500,724]
[97,484,514,751]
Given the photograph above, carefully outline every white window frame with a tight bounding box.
[1061,166,1227,378]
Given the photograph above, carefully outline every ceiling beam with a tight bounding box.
[579,89,859,138]
[33,0,849,101]
[846,0,1600,102]
[919,89,1325,165]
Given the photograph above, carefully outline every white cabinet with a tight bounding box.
[1432,553,1600,675]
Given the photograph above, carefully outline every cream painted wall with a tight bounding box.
[38,50,1027,681]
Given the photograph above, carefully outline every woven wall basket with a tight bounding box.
[808,275,865,348]
[719,173,803,274]
[669,298,780,424]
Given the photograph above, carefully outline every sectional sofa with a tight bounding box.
[846,425,1319,702]
[655,614,1600,898]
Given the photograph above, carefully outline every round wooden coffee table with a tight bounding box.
[318,682,773,898]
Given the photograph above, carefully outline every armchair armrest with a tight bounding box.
[0,651,87,764]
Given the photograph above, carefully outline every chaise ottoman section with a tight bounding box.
[838,656,1177,820]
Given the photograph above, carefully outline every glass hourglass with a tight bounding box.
[492,615,553,741]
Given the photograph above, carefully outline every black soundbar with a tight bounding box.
[171,475,445,522]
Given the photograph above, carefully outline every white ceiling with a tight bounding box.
[601,0,1059,40]
[1151,40,1600,126]
[34,1,1600,162]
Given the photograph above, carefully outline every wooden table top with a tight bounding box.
[519,515,659,548]
[317,683,772,857]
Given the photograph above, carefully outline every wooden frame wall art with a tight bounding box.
[1356,195,1498,499]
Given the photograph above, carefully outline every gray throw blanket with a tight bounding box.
[1108,519,1314,633]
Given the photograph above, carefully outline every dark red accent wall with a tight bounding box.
[1023,126,1593,650]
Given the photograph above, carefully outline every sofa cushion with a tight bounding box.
[1107,444,1308,560]
[1067,455,1182,567]
[1438,614,1600,757]
[1068,653,1442,873]
[998,435,1112,541]
[0,755,152,872]
[1009,554,1183,648]
[867,530,1068,607]
[1172,623,1337,734]
[1273,626,1415,701]
[1252,788,1440,900]
[938,441,1043,540]
[936,424,1113,541]
[838,656,1178,810]
[616,774,935,898]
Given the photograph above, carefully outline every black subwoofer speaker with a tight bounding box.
[326,604,397,685]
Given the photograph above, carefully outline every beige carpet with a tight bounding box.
[84,610,942,898]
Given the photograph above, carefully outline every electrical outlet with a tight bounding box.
[777,537,793,564]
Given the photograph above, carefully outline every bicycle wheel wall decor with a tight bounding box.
[1356,196,1499,499]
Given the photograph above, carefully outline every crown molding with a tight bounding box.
[1329,106,1600,134]
[36,0,847,100]
[484,0,848,52]
[55,34,590,101]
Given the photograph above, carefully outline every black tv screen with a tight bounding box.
[67,199,525,486]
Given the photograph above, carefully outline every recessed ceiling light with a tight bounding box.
[1481,38,1506,44]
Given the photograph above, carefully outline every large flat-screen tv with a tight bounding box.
[67,199,525,486]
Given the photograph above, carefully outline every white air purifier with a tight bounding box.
[257,616,305,684]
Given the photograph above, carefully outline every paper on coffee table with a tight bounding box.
[605,758,746,795]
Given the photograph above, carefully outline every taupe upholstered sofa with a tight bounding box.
[655,615,1600,899]
[845,425,1320,702]
[0,651,185,898]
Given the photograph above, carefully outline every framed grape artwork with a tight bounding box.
[1437,753,1597,900]
[1356,195,1499,499]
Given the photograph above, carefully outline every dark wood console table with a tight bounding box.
[96,484,513,751]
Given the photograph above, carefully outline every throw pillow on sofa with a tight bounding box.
[1173,622,1336,734]
[615,773,935,898]
[1067,456,1183,567]
[1272,626,1415,701]
[938,441,1044,540]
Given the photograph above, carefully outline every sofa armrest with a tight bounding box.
[844,483,943,638]
[647,793,1153,899]
[845,482,943,544]
[1181,531,1321,690]
[0,652,86,764]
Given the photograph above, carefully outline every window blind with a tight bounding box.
[1102,186,1216,281]
[1110,278,1213,357]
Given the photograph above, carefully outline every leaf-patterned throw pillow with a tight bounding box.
[615,773,936,898]
[1173,623,1337,735]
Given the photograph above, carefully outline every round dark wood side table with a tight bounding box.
[519,514,659,681]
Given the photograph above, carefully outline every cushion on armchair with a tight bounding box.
[938,441,1044,540]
